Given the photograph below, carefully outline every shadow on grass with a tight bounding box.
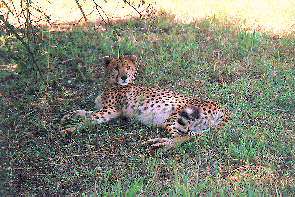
[1,14,295,195]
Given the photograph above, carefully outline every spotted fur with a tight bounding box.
[70,85,230,148]
[65,55,230,148]
[95,55,137,109]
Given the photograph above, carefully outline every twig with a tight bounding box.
[92,0,110,26]
[30,3,51,25]
[0,14,43,78]
[123,0,142,18]
[77,8,95,24]
[74,0,88,22]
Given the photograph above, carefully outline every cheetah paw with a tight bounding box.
[61,126,77,134]
[74,109,89,117]
[61,110,90,123]
[146,138,175,149]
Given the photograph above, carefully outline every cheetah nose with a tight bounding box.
[121,75,128,81]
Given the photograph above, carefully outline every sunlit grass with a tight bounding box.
[3,0,295,34]
[154,0,295,34]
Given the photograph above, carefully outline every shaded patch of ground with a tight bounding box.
[1,15,295,195]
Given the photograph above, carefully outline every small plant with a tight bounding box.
[126,179,144,196]
[238,31,261,57]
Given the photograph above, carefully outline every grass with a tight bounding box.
[4,0,295,35]
[1,14,295,195]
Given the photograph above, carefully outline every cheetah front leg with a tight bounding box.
[63,107,121,124]
[89,107,121,123]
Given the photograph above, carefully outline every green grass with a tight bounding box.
[1,15,295,195]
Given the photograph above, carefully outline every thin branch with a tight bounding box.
[0,14,43,78]
[123,0,142,18]
[77,8,94,24]
[30,3,51,25]
[0,15,26,49]
[74,0,88,22]
[92,0,110,25]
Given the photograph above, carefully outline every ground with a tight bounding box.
[1,15,295,195]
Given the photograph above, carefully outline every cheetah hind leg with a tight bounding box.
[146,136,191,149]
[146,137,175,149]
[145,112,191,149]
[145,107,202,149]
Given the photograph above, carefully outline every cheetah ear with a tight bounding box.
[102,56,113,67]
[180,106,200,120]
[124,54,138,63]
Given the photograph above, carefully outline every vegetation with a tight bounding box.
[1,10,295,196]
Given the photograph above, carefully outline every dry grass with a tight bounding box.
[3,0,295,34]
[155,0,295,34]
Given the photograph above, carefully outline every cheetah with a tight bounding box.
[72,85,230,148]
[64,56,230,148]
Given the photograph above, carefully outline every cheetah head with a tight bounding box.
[103,55,137,86]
